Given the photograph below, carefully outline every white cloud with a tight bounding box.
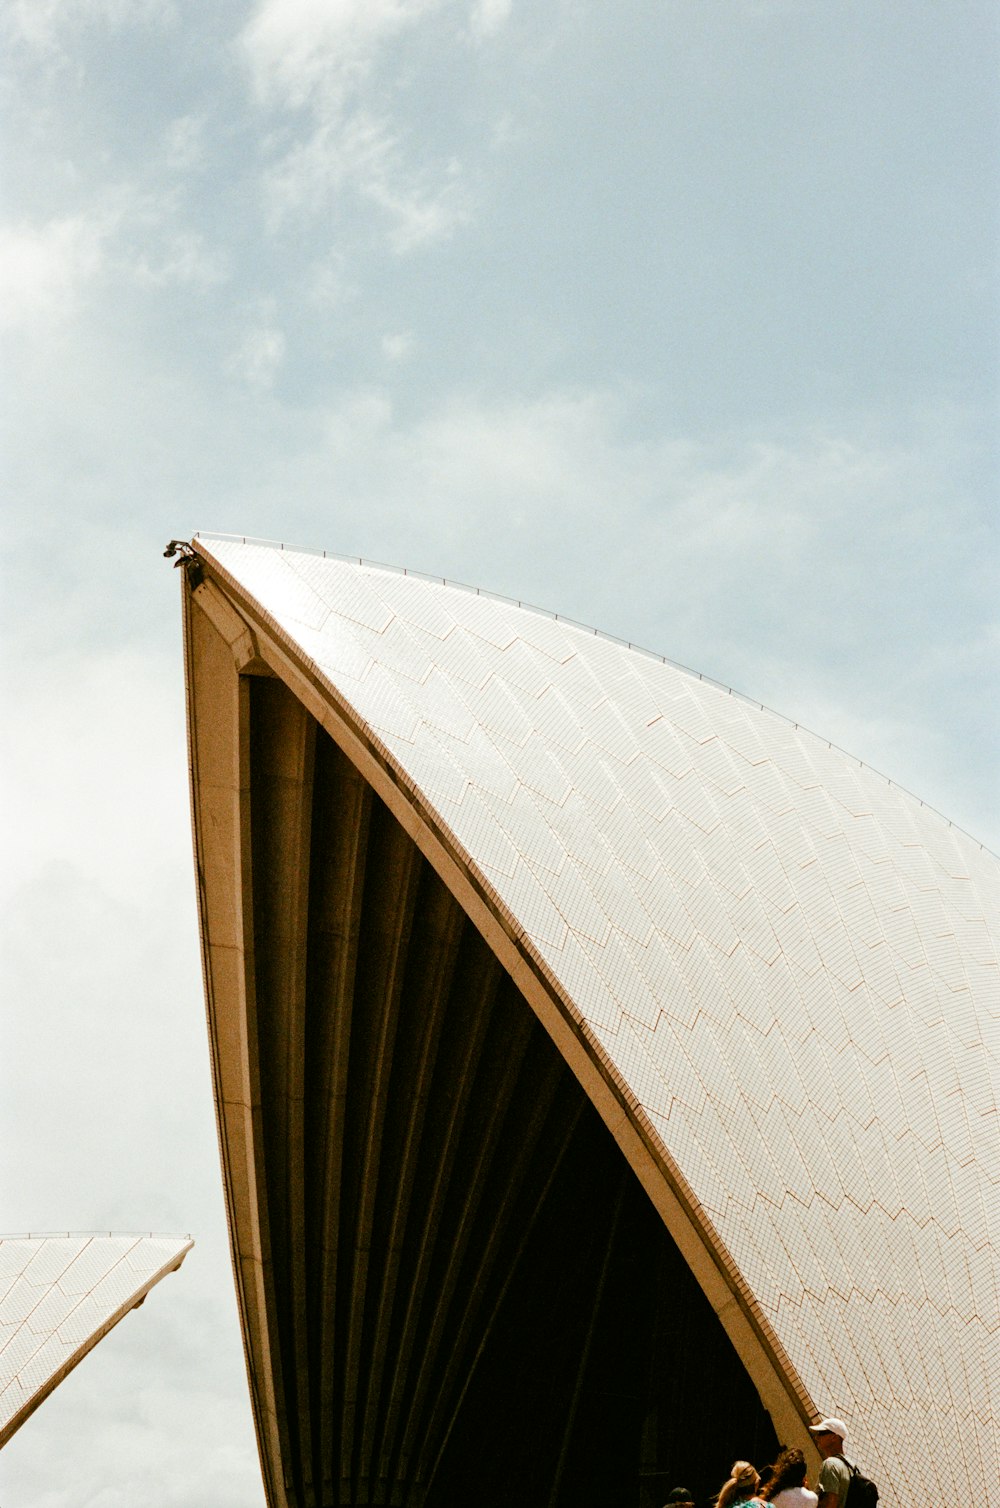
[381,329,415,361]
[161,114,206,175]
[0,189,228,335]
[242,0,441,111]
[469,0,511,40]
[242,0,511,101]
[264,110,470,251]
[0,214,107,329]
[130,230,228,289]
[264,112,391,215]
[2,0,170,55]
[97,181,231,293]
[323,388,395,451]
[0,645,189,909]
[308,248,355,307]
[227,318,287,389]
[489,111,521,150]
[243,0,472,252]
[370,153,469,252]
[280,387,909,610]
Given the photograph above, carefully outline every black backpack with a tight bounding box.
[841,1456,879,1508]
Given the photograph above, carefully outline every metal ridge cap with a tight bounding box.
[189,532,997,860]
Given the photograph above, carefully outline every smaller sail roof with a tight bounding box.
[0,1233,193,1446]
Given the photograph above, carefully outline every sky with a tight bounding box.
[0,1,997,1502]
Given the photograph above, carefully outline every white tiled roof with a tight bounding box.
[0,1234,192,1444]
[198,535,999,1502]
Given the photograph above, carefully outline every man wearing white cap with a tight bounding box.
[808,1417,851,1508]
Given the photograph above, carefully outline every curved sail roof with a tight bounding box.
[188,534,999,1506]
[0,1233,192,1445]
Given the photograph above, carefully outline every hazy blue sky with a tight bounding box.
[1,2,997,1503]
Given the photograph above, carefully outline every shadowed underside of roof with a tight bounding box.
[220,671,778,1504]
[183,537,1000,1508]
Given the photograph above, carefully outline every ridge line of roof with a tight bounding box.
[191,532,995,858]
[0,1231,193,1241]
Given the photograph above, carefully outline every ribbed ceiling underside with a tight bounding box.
[239,674,776,1507]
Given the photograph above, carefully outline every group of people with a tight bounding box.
[663,1415,856,1508]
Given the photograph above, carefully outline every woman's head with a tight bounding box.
[762,1448,807,1499]
[717,1460,760,1508]
[732,1463,760,1494]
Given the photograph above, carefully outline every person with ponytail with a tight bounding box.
[715,1460,765,1508]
